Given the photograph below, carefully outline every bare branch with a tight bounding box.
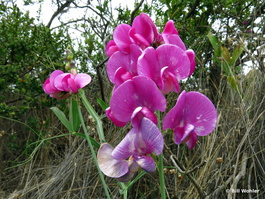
[130,0,144,25]
[47,0,74,28]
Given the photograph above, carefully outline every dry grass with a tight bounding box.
[0,67,264,199]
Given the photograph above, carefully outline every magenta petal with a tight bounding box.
[97,143,129,178]
[138,47,159,80]
[113,24,132,54]
[107,45,141,84]
[49,70,64,90]
[61,74,73,92]
[163,90,217,137]
[183,91,218,136]
[186,132,198,149]
[159,67,180,94]
[112,118,164,159]
[132,13,158,44]
[112,128,138,160]
[106,40,118,57]
[110,76,166,123]
[173,127,185,145]
[74,73,92,89]
[129,28,150,48]
[173,124,195,144]
[105,107,127,127]
[67,77,78,93]
[54,73,69,91]
[186,49,196,76]
[162,34,186,51]
[162,20,179,35]
[163,90,187,130]
[113,67,134,86]
[43,79,58,94]
[156,44,190,80]
[135,156,156,172]
[138,118,164,155]
[131,107,157,129]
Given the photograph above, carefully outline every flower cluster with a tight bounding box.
[98,13,217,182]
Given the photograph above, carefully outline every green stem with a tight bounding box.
[158,153,166,199]
[157,111,166,199]
[77,103,110,199]
[79,89,105,143]
[119,182,128,199]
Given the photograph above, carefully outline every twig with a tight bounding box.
[130,0,144,25]
[170,155,206,198]
[228,153,248,199]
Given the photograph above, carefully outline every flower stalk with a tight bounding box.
[79,89,105,143]
[77,101,110,199]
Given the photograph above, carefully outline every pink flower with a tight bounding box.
[105,13,162,57]
[106,44,142,88]
[97,118,164,182]
[106,76,166,128]
[163,91,217,149]
[138,44,191,94]
[43,70,91,99]
[162,20,196,76]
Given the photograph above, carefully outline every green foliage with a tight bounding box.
[0,5,72,118]
[207,32,244,89]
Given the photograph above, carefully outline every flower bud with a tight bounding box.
[71,68,77,76]
[65,62,71,70]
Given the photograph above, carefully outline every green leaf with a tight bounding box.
[229,45,244,66]
[96,6,104,12]
[50,107,73,132]
[207,32,221,57]
[227,75,238,90]
[97,98,108,111]
[221,46,231,63]
[70,97,81,132]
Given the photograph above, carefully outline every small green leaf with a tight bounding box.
[51,107,73,132]
[229,45,244,66]
[227,75,238,90]
[221,46,231,63]
[70,97,81,132]
[97,98,108,110]
[207,32,221,57]
[96,6,104,12]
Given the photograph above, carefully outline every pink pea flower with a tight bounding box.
[43,70,91,99]
[163,90,218,149]
[106,44,142,88]
[97,118,164,182]
[105,13,162,56]
[162,20,196,76]
[106,76,166,128]
[130,13,162,49]
[138,44,191,94]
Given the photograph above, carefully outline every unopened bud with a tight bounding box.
[70,61,75,68]
[65,62,71,70]
[177,174,183,180]
[163,168,168,174]
[71,68,77,76]
[169,169,176,174]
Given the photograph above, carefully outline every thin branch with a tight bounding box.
[130,0,144,25]
[186,0,200,19]
[47,0,74,28]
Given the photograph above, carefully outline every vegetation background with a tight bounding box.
[0,0,264,198]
